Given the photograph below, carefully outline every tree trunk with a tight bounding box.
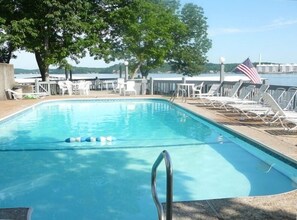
[70,70,73,81]
[132,63,141,79]
[5,47,13,63]
[140,65,149,79]
[35,52,49,81]
[65,68,68,80]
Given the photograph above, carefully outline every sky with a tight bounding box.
[10,0,297,69]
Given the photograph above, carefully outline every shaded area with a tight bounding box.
[0,207,32,220]
[166,190,297,219]
[265,129,297,136]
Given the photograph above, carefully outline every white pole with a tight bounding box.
[124,61,129,82]
[219,57,225,96]
[219,57,225,84]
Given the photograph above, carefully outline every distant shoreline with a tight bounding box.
[14,72,297,87]
[14,71,297,75]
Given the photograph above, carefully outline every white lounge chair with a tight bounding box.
[262,92,297,130]
[203,80,243,107]
[194,83,221,102]
[226,84,270,111]
[278,87,297,110]
[234,88,285,113]
[228,87,291,121]
[215,85,256,109]
[6,89,48,100]
[124,81,137,96]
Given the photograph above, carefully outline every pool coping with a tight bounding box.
[1,93,297,219]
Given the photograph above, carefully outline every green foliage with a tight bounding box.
[93,0,182,78]
[168,3,212,76]
[1,0,212,80]
[0,0,114,80]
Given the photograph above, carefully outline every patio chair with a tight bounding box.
[78,81,91,95]
[58,81,73,95]
[191,82,204,98]
[124,81,137,96]
[262,92,297,130]
[6,89,48,100]
[113,78,125,94]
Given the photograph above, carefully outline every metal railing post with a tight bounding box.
[151,150,173,220]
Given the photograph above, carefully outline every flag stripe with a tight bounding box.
[234,58,261,84]
[237,65,258,83]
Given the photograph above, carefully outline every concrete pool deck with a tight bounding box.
[0,91,296,219]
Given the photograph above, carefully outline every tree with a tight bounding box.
[0,0,125,81]
[99,0,183,79]
[96,1,211,78]
[168,3,212,76]
[0,4,18,63]
[0,41,16,63]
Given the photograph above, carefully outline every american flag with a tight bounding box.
[234,58,262,84]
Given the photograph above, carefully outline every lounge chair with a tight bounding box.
[278,87,297,110]
[203,80,244,107]
[200,83,220,97]
[227,87,290,121]
[124,81,137,96]
[226,84,270,111]
[237,87,295,113]
[6,89,48,100]
[262,92,297,130]
[214,84,256,109]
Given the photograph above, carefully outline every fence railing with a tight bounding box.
[147,77,297,110]
[35,80,59,95]
[19,77,297,110]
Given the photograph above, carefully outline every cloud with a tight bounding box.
[209,18,297,36]
[267,18,297,28]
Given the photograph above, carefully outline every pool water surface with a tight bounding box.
[0,99,296,220]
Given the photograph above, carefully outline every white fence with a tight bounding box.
[18,77,297,110]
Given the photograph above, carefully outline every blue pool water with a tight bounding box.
[0,99,297,220]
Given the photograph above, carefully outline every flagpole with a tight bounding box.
[220,57,225,95]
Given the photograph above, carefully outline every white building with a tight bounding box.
[257,63,297,73]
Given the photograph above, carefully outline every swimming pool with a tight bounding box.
[0,99,296,219]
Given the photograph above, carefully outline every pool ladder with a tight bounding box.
[170,89,187,103]
[151,150,173,220]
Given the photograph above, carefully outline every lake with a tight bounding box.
[14,72,297,87]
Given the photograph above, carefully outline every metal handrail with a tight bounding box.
[181,89,187,103]
[170,89,187,103]
[169,90,176,102]
[151,150,173,220]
